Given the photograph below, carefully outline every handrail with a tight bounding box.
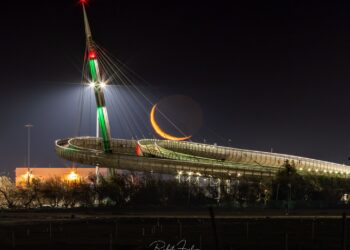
[138,139,350,176]
[55,137,350,178]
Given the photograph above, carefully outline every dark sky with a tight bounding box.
[1,0,350,173]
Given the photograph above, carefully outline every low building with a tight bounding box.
[15,167,108,186]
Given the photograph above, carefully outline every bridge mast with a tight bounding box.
[81,2,112,153]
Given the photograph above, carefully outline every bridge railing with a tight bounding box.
[138,139,350,176]
[56,137,350,178]
[55,138,275,178]
[66,137,137,155]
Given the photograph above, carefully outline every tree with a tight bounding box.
[74,182,95,207]
[97,173,135,207]
[30,178,44,208]
[0,176,22,208]
[273,160,309,201]
[40,177,64,208]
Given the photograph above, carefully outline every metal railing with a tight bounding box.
[138,139,350,177]
[55,137,275,178]
[55,137,350,178]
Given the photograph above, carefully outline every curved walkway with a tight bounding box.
[55,137,350,178]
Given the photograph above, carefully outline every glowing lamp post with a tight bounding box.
[24,124,33,185]
[24,124,33,167]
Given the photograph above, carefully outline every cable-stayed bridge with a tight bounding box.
[55,2,350,179]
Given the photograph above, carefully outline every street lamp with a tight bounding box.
[24,124,33,185]
[24,124,33,168]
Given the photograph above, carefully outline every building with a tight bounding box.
[15,167,108,186]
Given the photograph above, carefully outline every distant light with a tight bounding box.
[299,167,303,171]
[100,82,106,88]
[80,0,88,5]
[21,171,34,185]
[187,171,193,176]
[308,168,311,172]
[237,173,241,177]
[89,82,95,88]
[67,171,79,182]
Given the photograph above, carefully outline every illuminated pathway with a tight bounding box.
[56,136,350,178]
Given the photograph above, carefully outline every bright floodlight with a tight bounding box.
[100,81,106,88]
[67,171,79,182]
[89,82,95,88]
[21,171,34,184]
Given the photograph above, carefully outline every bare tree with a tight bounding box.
[40,176,64,208]
[0,176,21,208]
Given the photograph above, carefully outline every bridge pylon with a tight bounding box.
[81,3,112,154]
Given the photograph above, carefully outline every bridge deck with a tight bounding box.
[55,137,349,178]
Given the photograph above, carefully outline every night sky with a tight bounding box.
[1,0,350,173]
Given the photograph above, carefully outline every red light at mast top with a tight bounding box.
[88,50,97,60]
[80,0,88,5]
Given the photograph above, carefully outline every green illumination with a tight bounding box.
[89,59,97,82]
[89,57,111,153]
[97,107,110,151]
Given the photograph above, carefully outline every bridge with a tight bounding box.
[55,136,350,178]
[55,2,350,179]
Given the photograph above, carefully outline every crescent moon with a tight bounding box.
[150,104,192,141]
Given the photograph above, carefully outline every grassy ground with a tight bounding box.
[0,208,348,249]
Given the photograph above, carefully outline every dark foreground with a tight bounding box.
[0,209,349,250]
